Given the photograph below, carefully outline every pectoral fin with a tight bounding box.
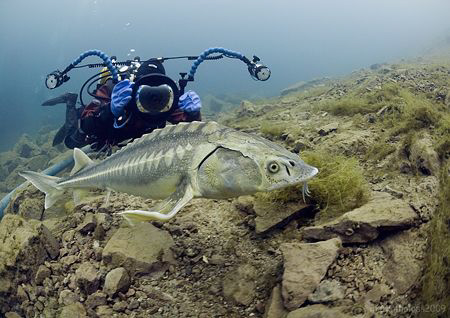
[119,178,193,225]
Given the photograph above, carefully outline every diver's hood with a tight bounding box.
[131,74,179,115]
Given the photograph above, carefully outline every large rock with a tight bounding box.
[379,230,423,294]
[280,238,341,310]
[0,151,23,176]
[280,78,330,96]
[13,135,41,158]
[286,304,351,318]
[6,184,71,220]
[223,263,257,306]
[264,285,288,318]
[26,154,49,171]
[302,192,417,243]
[237,100,256,117]
[6,186,45,220]
[253,198,310,233]
[0,215,59,304]
[102,222,175,275]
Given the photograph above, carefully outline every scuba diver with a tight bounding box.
[42,48,270,151]
[43,59,201,150]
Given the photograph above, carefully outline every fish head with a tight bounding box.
[224,132,318,191]
[256,153,319,191]
[204,131,318,196]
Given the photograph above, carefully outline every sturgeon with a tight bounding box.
[20,121,318,223]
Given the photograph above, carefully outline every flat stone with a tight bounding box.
[302,192,417,243]
[318,123,338,136]
[286,304,351,318]
[382,185,404,199]
[103,267,130,296]
[379,230,423,294]
[75,262,100,295]
[61,255,78,268]
[85,291,107,309]
[281,238,341,310]
[223,263,258,306]
[5,313,21,318]
[139,285,174,302]
[59,302,87,318]
[364,283,391,304]
[264,285,288,318]
[308,280,344,303]
[102,222,175,275]
[59,289,79,305]
[253,199,309,233]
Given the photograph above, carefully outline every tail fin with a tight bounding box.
[19,171,63,209]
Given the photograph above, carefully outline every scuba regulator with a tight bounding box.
[44,47,271,116]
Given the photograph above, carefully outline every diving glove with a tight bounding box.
[178,90,202,114]
[110,79,134,118]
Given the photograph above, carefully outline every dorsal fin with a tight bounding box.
[71,148,94,175]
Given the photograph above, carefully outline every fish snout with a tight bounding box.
[295,161,319,182]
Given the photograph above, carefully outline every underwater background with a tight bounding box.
[0,0,449,151]
[0,1,450,318]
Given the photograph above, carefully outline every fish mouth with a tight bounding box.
[267,167,319,191]
[309,167,319,178]
[293,165,319,184]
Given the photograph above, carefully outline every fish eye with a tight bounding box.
[267,161,280,173]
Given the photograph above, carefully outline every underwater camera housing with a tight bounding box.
[132,74,179,115]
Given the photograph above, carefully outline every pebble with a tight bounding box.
[34,301,44,312]
[128,299,140,310]
[35,265,51,285]
[113,301,127,312]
